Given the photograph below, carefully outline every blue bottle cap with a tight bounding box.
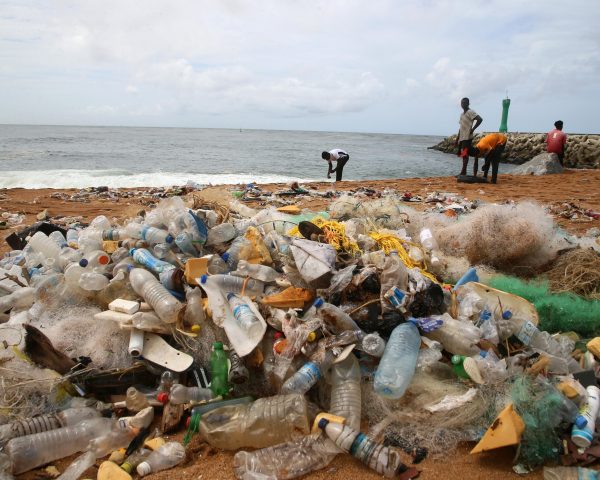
[222,252,230,262]
[317,418,330,430]
[502,310,513,320]
[226,292,235,300]
[129,248,136,256]
[313,297,324,308]
[479,350,488,358]
[200,274,208,284]
[407,317,419,326]
[165,234,174,244]
[575,415,588,429]
[79,258,88,267]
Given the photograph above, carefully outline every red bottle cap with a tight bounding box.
[157,392,169,404]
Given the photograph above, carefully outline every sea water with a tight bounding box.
[0,124,462,188]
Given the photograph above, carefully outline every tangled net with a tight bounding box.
[545,248,600,299]
[287,217,361,256]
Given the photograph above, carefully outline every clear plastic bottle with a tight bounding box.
[229,346,249,384]
[125,387,157,411]
[222,237,250,270]
[0,287,35,312]
[112,257,136,276]
[140,226,174,245]
[183,285,205,329]
[5,417,118,475]
[159,370,177,392]
[206,254,229,274]
[374,321,421,399]
[129,268,183,323]
[27,231,61,263]
[202,274,264,297]
[121,448,151,474]
[281,350,335,395]
[543,466,599,480]
[199,394,309,450]
[227,293,263,337]
[210,342,230,397]
[232,260,280,283]
[419,228,438,251]
[78,272,110,291]
[49,231,68,249]
[131,248,176,274]
[329,355,361,430]
[379,250,409,313]
[424,313,481,356]
[359,332,386,357]
[79,250,110,269]
[169,384,214,405]
[317,301,361,334]
[205,223,237,246]
[66,228,80,248]
[137,442,186,476]
[0,407,100,447]
[318,419,414,478]
[175,232,198,256]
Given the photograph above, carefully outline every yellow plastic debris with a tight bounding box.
[184,257,209,285]
[97,461,132,480]
[557,381,580,400]
[587,337,600,358]
[277,205,301,214]
[144,437,166,450]
[102,241,120,254]
[107,448,126,463]
[470,403,525,454]
[260,287,315,309]
[311,413,346,434]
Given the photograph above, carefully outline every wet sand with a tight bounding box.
[6,169,600,479]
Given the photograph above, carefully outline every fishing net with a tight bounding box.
[327,194,418,230]
[433,202,562,273]
[545,248,600,299]
[489,276,600,336]
[511,376,578,467]
[287,217,361,256]
[363,368,504,456]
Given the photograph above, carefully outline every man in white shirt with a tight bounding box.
[455,97,483,176]
[321,149,350,181]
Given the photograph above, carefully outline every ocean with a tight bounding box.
[0,125,459,189]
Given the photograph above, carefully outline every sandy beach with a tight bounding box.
[4,170,600,480]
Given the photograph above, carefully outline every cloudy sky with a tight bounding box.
[1,0,599,134]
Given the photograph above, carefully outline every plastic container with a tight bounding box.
[571,385,600,448]
[210,342,230,397]
[379,250,408,313]
[169,384,214,404]
[199,394,309,450]
[137,442,186,476]
[318,419,411,478]
[0,287,35,312]
[329,355,361,430]
[424,313,482,356]
[131,248,176,274]
[129,268,183,323]
[112,257,136,276]
[27,231,61,262]
[232,260,280,283]
[183,285,206,329]
[66,228,79,248]
[125,387,161,411]
[79,250,110,269]
[360,332,386,357]
[5,417,117,474]
[419,228,438,251]
[374,321,421,399]
[206,223,237,246]
[202,274,264,297]
[0,407,101,447]
[543,466,600,480]
[281,350,335,395]
[48,231,68,249]
[222,237,250,270]
[140,226,174,245]
[229,347,249,384]
[78,272,110,291]
[175,232,198,256]
[227,293,263,337]
[317,302,361,334]
[121,448,151,474]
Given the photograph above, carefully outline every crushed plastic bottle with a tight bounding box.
[169,384,214,405]
[137,442,186,476]
[129,268,183,323]
[380,251,409,313]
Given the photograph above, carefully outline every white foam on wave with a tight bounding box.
[0,169,321,189]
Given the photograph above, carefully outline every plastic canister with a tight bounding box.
[572,385,600,448]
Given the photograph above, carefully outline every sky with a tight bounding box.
[1,0,599,135]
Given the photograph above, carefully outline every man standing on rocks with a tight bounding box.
[455,97,483,176]
[546,120,567,166]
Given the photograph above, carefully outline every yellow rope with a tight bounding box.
[288,217,361,256]
[368,231,440,284]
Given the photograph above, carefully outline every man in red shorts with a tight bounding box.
[546,120,567,166]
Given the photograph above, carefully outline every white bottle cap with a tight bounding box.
[137,462,151,476]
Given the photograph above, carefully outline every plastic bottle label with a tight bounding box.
[299,362,322,383]
[384,286,407,311]
[516,320,536,345]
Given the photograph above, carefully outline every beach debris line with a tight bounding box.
[1,188,600,479]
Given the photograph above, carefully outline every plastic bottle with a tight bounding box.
[0,407,101,447]
[206,223,237,246]
[199,394,309,450]
[360,332,386,357]
[48,230,68,249]
[317,301,361,334]
[229,347,249,384]
[140,226,174,245]
[121,448,151,474]
[112,257,136,276]
[232,260,280,283]
[571,385,600,448]
[78,272,110,291]
[206,254,229,274]
[202,274,264,297]
[419,228,438,251]
[424,313,482,356]
[374,321,421,399]
[159,370,177,392]
[379,250,409,313]
[329,355,362,430]
[175,232,198,256]
[129,268,183,323]
[131,248,176,274]
[169,384,214,405]
[183,285,205,330]
[125,387,159,411]
[222,237,250,270]
[281,349,335,395]
[66,228,79,248]
[318,419,414,478]
[137,442,186,476]
[210,342,230,397]
[227,293,263,337]
[0,287,35,312]
[543,466,600,480]
[5,417,121,475]
[27,231,61,263]
[79,250,110,269]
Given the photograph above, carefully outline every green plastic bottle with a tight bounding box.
[210,342,229,397]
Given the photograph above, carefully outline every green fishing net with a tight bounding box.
[489,276,600,337]
[511,376,577,467]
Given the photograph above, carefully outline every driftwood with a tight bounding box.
[23,324,76,374]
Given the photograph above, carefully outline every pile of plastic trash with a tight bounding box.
[1,191,600,480]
